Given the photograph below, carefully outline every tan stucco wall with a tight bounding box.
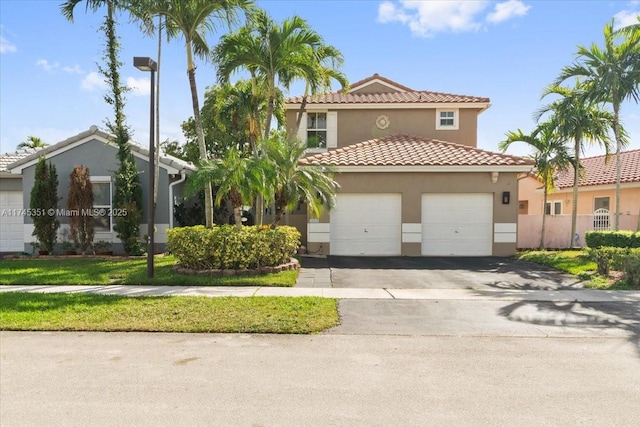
[286,108,480,148]
[307,171,520,256]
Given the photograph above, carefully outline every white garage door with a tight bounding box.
[330,194,401,256]
[0,191,25,252]
[422,193,493,256]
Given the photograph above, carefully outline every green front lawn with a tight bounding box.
[0,292,339,333]
[0,255,297,287]
[517,250,635,289]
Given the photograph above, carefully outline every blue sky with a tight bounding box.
[1,0,639,158]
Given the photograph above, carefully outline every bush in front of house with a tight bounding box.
[30,156,60,253]
[167,225,301,270]
[67,165,94,254]
[587,246,640,285]
[585,230,640,249]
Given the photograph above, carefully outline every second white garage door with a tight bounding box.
[422,193,493,256]
[330,193,401,256]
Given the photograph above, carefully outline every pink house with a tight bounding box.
[518,150,640,248]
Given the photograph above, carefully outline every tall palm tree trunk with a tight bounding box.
[571,140,580,248]
[186,43,214,227]
[540,187,548,249]
[613,103,622,231]
[295,82,310,132]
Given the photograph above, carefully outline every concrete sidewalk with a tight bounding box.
[1,284,639,303]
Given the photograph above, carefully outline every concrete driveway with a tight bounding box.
[301,256,582,290]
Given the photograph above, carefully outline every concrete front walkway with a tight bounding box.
[1,284,639,303]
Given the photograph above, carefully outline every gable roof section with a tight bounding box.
[7,126,195,174]
[554,149,640,189]
[285,73,490,109]
[299,134,533,172]
[0,149,38,176]
[348,73,414,93]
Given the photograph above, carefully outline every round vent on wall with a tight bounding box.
[375,115,390,130]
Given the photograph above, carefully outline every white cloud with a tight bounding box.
[81,72,107,91]
[0,35,16,54]
[62,64,83,74]
[36,59,59,72]
[378,0,530,37]
[126,76,151,96]
[487,0,531,24]
[613,9,640,29]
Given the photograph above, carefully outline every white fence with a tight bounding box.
[517,214,640,249]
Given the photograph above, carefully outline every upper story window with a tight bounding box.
[296,111,337,150]
[307,112,327,148]
[436,108,459,130]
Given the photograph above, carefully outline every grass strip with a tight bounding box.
[516,250,633,289]
[0,292,339,334]
[0,255,297,287]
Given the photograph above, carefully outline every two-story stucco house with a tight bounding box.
[285,74,533,256]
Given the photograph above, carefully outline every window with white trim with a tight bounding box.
[436,109,459,130]
[92,178,113,232]
[545,201,562,216]
[306,112,327,148]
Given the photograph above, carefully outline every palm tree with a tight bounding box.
[262,133,339,226]
[499,123,572,249]
[214,9,333,139]
[536,83,614,248]
[213,9,345,224]
[17,136,48,150]
[294,44,349,132]
[146,0,253,227]
[554,20,640,230]
[187,147,269,229]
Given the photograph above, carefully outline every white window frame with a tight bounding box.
[436,108,459,130]
[297,110,337,150]
[306,112,328,148]
[545,201,562,216]
[92,176,113,233]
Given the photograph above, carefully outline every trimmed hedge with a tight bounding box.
[585,231,640,249]
[167,225,300,270]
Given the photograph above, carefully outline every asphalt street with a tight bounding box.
[2,332,639,426]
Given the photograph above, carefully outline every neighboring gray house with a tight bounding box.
[0,126,194,254]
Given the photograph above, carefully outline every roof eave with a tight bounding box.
[284,101,491,110]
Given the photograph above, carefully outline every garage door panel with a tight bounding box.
[331,194,401,256]
[0,191,25,252]
[422,193,493,256]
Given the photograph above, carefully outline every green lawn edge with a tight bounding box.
[0,293,339,334]
[0,255,297,287]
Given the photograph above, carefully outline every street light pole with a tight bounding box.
[133,56,157,279]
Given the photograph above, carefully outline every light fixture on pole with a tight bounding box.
[134,56,157,279]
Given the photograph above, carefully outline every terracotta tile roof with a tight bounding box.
[554,149,640,188]
[286,73,490,105]
[0,149,37,174]
[299,134,534,167]
[287,90,490,105]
